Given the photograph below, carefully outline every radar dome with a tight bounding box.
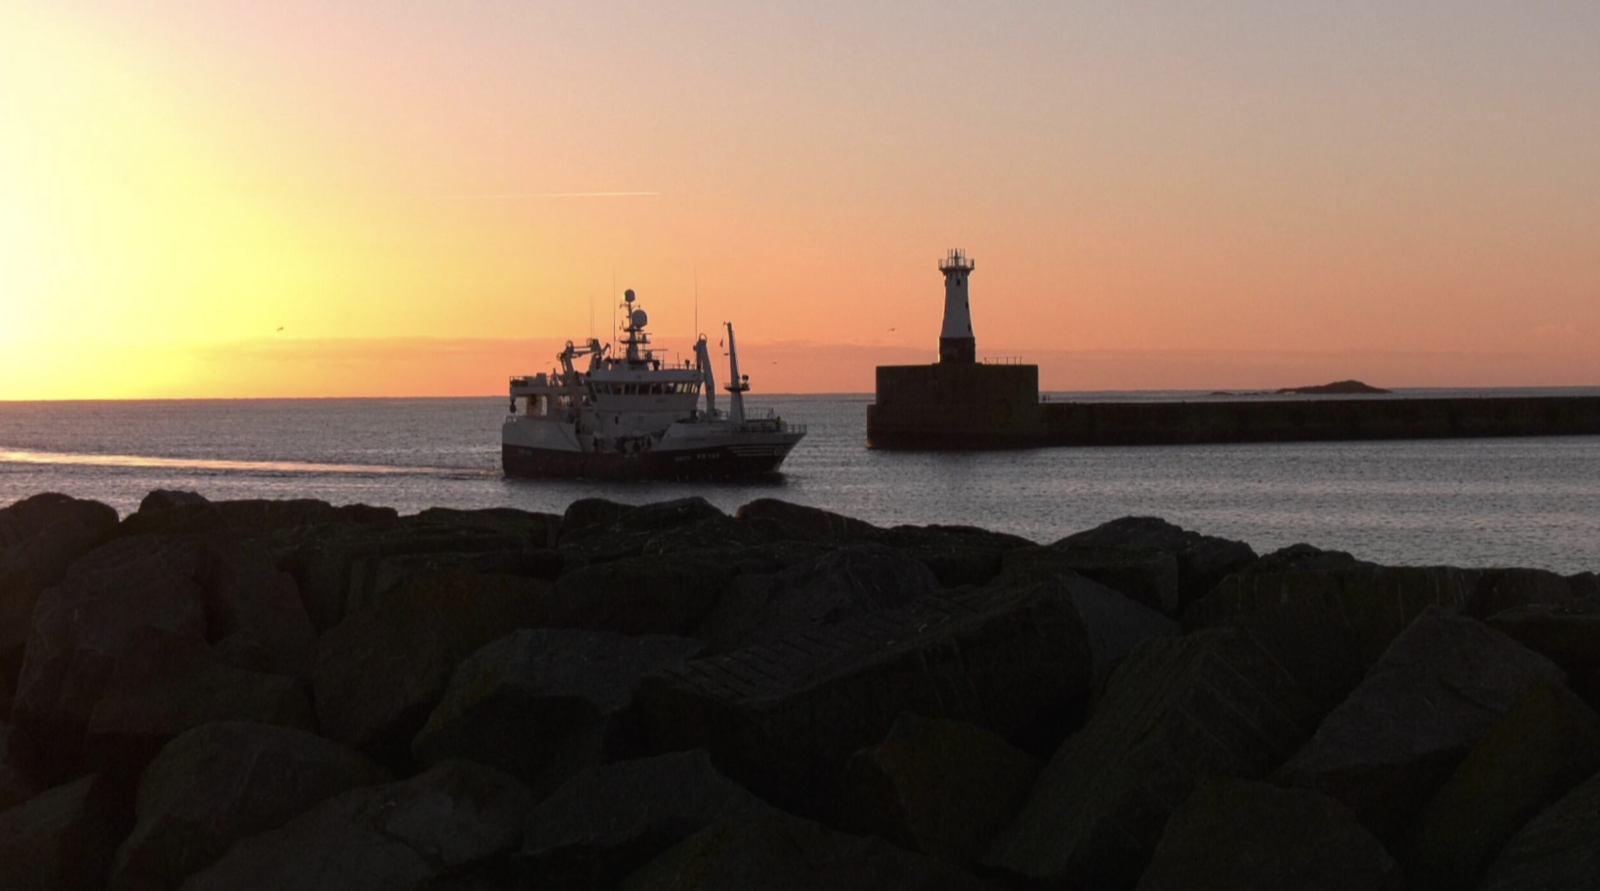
[631,309,649,329]
[624,289,635,302]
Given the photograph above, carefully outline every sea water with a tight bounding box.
[2,391,1598,573]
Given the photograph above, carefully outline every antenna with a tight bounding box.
[694,266,699,340]
[611,269,617,348]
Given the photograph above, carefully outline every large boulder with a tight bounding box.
[1468,568,1585,617]
[1275,608,1564,844]
[546,553,735,637]
[413,629,702,796]
[284,514,546,632]
[1479,769,1600,891]
[619,810,998,891]
[119,490,395,540]
[83,631,312,779]
[839,714,1041,866]
[733,499,883,544]
[180,760,534,891]
[1054,516,1256,610]
[0,719,41,812]
[984,628,1322,890]
[559,497,726,563]
[515,750,770,891]
[1190,563,1483,710]
[111,722,390,891]
[1135,779,1401,891]
[1002,545,1181,617]
[1489,601,1600,712]
[0,494,119,707]
[0,775,122,891]
[1400,683,1600,891]
[694,545,942,653]
[312,571,547,766]
[13,535,315,776]
[877,525,1035,589]
[641,583,1094,816]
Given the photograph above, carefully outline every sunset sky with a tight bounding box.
[2,1,1596,398]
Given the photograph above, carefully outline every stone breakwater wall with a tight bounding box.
[869,362,1600,448]
[1,489,1600,890]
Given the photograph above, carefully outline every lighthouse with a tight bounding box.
[938,249,976,363]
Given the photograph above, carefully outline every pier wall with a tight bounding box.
[868,364,1600,449]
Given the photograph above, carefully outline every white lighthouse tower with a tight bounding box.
[938,248,976,364]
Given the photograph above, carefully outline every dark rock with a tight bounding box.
[410,507,560,546]
[1136,779,1401,891]
[1026,570,1180,688]
[641,583,1093,816]
[14,535,315,777]
[0,719,41,812]
[878,525,1034,588]
[0,775,122,891]
[839,714,1041,865]
[84,631,312,780]
[0,494,119,708]
[1275,379,1390,395]
[413,629,702,796]
[1276,608,1564,844]
[1489,601,1600,712]
[1401,683,1600,891]
[313,571,547,766]
[1239,542,1367,574]
[180,760,534,891]
[1055,516,1256,609]
[618,810,998,891]
[695,545,941,653]
[547,554,734,637]
[559,497,638,540]
[1469,567,1582,618]
[734,498,884,544]
[1479,769,1600,891]
[111,722,390,891]
[984,628,1321,890]
[639,514,770,556]
[120,490,395,540]
[516,750,770,891]
[559,498,726,563]
[1189,564,1482,710]
[284,515,544,632]
[1571,571,1600,600]
[1002,544,1181,616]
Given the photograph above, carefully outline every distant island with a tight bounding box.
[1275,380,1391,395]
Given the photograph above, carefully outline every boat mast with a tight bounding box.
[724,321,748,425]
[695,335,718,417]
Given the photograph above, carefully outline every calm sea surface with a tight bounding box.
[2,390,1598,573]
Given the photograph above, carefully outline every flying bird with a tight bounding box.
[276,326,284,332]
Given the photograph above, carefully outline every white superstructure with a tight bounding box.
[501,289,805,479]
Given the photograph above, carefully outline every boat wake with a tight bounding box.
[0,447,493,478]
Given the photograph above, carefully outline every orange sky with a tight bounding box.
[2,1,1597,399]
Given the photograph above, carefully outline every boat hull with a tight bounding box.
[502,440,798,480]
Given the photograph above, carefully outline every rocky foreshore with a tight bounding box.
[1,489,1598,890]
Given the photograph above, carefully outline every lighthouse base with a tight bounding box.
[938,337,976,364]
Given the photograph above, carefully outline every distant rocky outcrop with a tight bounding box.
[1275,379,1391,395]
[0,490,1594,890]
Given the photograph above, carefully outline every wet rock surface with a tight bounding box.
[3,490,1599,890]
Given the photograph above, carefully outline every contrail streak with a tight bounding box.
[437,191,662,199]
